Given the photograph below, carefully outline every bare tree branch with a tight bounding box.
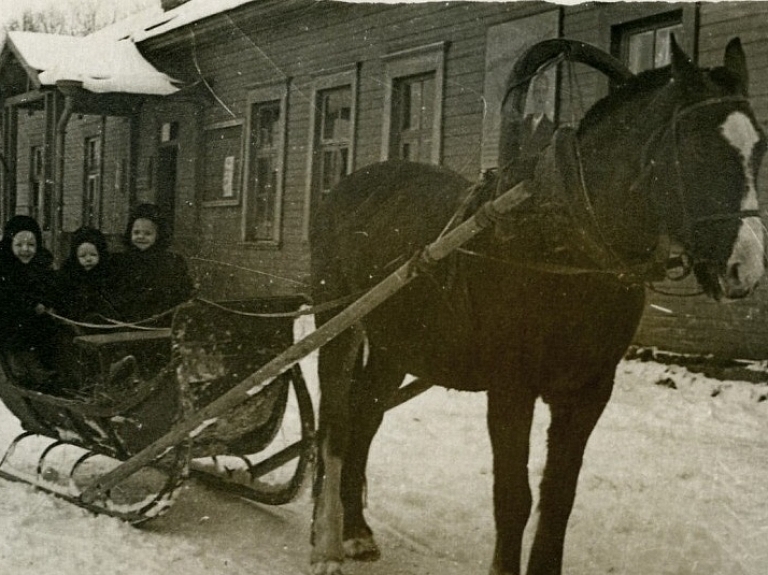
[4,0,157,36]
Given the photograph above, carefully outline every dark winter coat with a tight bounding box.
[57,227,119,322]
[111,247,193,323]
[111,204,194,324]
[0,216,60,356]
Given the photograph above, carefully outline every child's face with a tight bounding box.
[77,242,100,271]
[11,231,37,264]
[131,218,158,251]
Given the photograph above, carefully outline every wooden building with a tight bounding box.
[1,0,768,359]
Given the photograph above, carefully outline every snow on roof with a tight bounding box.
[7,30,179,96]
[5,31,82,74]
[1,0,262,97]
[129,0,258,43]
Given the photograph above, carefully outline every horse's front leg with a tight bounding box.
[341,352,405,561]
[526,377,613,575]
[311,325,365,575]
[488,384,537,575]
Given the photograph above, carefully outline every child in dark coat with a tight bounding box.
[57,226,118,323]
[111,203,194,325]
[0,215,61,389]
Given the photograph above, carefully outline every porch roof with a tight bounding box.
[5,31,179,96]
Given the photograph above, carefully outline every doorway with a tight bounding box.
[156,143,178,236]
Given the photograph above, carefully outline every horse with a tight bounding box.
[308,37,766,575]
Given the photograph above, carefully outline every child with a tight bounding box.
[0,215,61,389]
[57,226,118,323]
[111,203,194,324]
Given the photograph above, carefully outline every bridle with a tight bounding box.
[576,93,763,283]
[645,94,761,229]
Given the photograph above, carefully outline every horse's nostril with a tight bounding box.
[728,262,741,284]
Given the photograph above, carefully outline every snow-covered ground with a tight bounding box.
[0,345,767,575]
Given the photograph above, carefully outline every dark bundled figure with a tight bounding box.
[0,215,61,389]
[57,226,118,324]
[111,203,194,324]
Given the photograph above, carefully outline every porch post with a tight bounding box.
[47,87,74,262]
[1,103,18,224]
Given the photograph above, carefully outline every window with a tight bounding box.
[391,73,435,162]
[83,136,101,227]
[315,86,352,196]
[381,42,447,164]
[243,83,287,245]
[29,145,46,229]
[304,64,359,240]
[613,11,685,74]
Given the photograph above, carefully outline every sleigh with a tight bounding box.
[0,296,314,522]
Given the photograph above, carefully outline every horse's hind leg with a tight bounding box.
[312,324,365,575]
[341,350,405,561]
[488,384,537,575]
[526,377,613,575]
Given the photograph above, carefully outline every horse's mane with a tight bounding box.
[577,62,743,136]
[577,66,671,135]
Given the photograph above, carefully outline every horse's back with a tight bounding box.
[311,160,472,296]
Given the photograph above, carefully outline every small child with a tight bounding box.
[111,203,194,324]
[57,226,118,323]
[0,215,61,389]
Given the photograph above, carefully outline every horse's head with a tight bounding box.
[664,37,766,299]
[579,37,766,300]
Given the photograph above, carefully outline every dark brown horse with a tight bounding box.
[309,38,766,575]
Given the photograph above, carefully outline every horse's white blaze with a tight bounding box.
[721,112,765,293]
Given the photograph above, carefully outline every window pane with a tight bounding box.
[254,156,275,239]
[322,89,351,141]
[654,24,684,68]
[407,81,423,130]
[256,104,280,148]
[315,85,352,198]
[628,30,654,74]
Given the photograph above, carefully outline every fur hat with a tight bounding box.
[0,214,51,267]
[69,226,109,259]
[2,215,43,249]
[122,203,172,251]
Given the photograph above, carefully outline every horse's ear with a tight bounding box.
[724,37,749,95]
[670,34,700,89]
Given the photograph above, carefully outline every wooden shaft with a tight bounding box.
[80,180,531,504]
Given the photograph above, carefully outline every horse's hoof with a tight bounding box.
[344,536,381,561]
[310,560,344,575]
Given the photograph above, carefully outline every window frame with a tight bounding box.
[381,41,447,165]
[303,64,359,240]
[82,135,101,227]
[609,5,697,72]
[241,82,289,247]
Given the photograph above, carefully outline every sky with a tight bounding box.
[0,0,157,27]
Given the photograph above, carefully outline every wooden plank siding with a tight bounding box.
[137,1,557,300]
